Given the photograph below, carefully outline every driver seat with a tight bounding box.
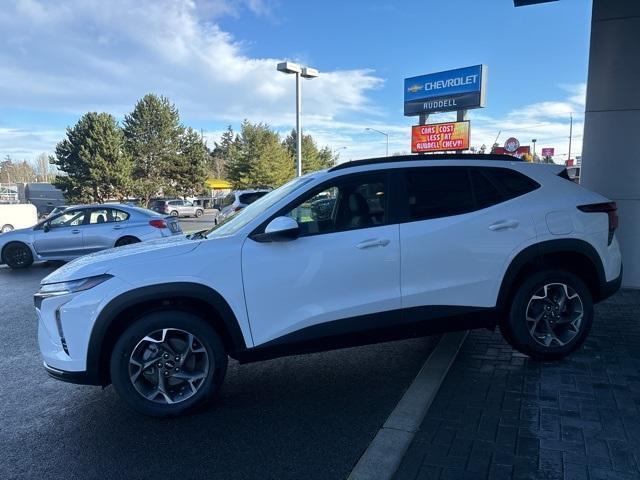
[346,193,371,229]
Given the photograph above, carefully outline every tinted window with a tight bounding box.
[49,209,86,228]
[470,169,503,209]
[88,209,110,224]
[285,175,387,237]
[222,194,235,208]
[484,168,539,200]
[406,168,474,221]
[239,192,268,205]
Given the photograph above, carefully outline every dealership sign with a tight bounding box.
[404,65,487,116]
[541,147,555,157]
[411,121,470,153]
[503,137,520,153]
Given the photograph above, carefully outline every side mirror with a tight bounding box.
[252,216,299,243]
[43,223,51,233]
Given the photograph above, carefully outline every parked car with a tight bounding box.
[35,154,622,416]
[0,203,38,233]
[149,199,204,218]
[1,204,182,268]
[214,189,270,225]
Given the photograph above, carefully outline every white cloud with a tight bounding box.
[0,1,585,165]
[0,0,382,123]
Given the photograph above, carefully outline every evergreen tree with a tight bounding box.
[123,94,183,204]
[208,125,237,179]
[283,129,337,174]
[52,112,132,203]
[228,121,294,189]
[172,127,208,197]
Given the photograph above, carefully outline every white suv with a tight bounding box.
[35,154,622,416]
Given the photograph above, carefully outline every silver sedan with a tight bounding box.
[0,204,182,269]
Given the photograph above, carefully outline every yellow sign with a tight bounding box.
[205,178,232,189]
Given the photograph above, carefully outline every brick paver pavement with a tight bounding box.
[394,290,640,480]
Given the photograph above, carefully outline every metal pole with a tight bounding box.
[295,72,302,177]
[385,134,389,157]
[455,110,468,154]
[567,113,573,165]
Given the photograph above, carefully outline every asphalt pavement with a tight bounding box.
[0,264,439,480]
[179,212,218,233]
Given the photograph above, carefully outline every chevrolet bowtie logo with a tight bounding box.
[408,84,423,93]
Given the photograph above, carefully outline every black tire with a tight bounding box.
[114,236,140,247]
[195,209,203,218]
[110,310,228,417]
[500,270,593,360]
[2,242,34,269]
[170,210,179,217]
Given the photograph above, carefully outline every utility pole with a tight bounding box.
[567,113,573,165]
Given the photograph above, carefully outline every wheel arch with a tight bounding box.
[87,283,247,386]
[497,239,606,310]
[114,235,140,247]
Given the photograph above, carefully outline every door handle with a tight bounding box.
[71,229,81,234]
[489,220,519,231]
[356,238,390,249]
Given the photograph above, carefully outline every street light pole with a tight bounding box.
[277,62,319,177]
[531,138,537,160]
[295,71,302,177]
[365,127,389,156]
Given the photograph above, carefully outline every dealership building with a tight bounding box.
[517,0,640,288]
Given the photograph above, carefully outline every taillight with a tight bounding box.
[578,202,618,245]
[149,219,167,229]
[234,206,242,212]
[163,205,169,213]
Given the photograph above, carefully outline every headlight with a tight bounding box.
[36,274,113,298]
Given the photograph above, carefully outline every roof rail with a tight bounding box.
[329,153,522,172]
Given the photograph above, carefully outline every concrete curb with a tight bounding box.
[348,331,469,480]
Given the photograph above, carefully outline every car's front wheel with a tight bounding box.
[1,224,14,233]
[501,270,593,360]
[2,241,33,268]
[110,311,228,417]
[195,209,203,218]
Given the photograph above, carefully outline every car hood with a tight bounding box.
[41,235,201,284]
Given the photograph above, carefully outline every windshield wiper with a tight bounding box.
[187,229,208,240]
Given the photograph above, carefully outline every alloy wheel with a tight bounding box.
[128,328,210,404]
[5,244,30,267]
[525,283,584,348]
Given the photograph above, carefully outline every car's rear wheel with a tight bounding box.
[195,209,203,218]
[110,311,227,417]
[1,224,14,233]
[2,242,33,268]
[501,270,593,360]
[170,210,179,217]
[115,236,140,247]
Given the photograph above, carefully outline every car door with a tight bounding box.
[82,208,125,252]
[183,200,195,216]
[241,172,402,347]
[399,166,538,310]
[33,209,86,257]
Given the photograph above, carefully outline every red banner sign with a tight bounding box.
[411,121,470,153]
[541,147,554,157]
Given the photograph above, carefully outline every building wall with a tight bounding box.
[581,0,640,287]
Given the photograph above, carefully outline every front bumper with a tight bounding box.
[43,361,100,385]
[36,276,132,386]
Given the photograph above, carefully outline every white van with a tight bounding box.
[0,204,38,233]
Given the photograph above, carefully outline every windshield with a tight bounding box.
[205,176,316,238]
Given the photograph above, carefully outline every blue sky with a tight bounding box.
[0,0,592,163]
